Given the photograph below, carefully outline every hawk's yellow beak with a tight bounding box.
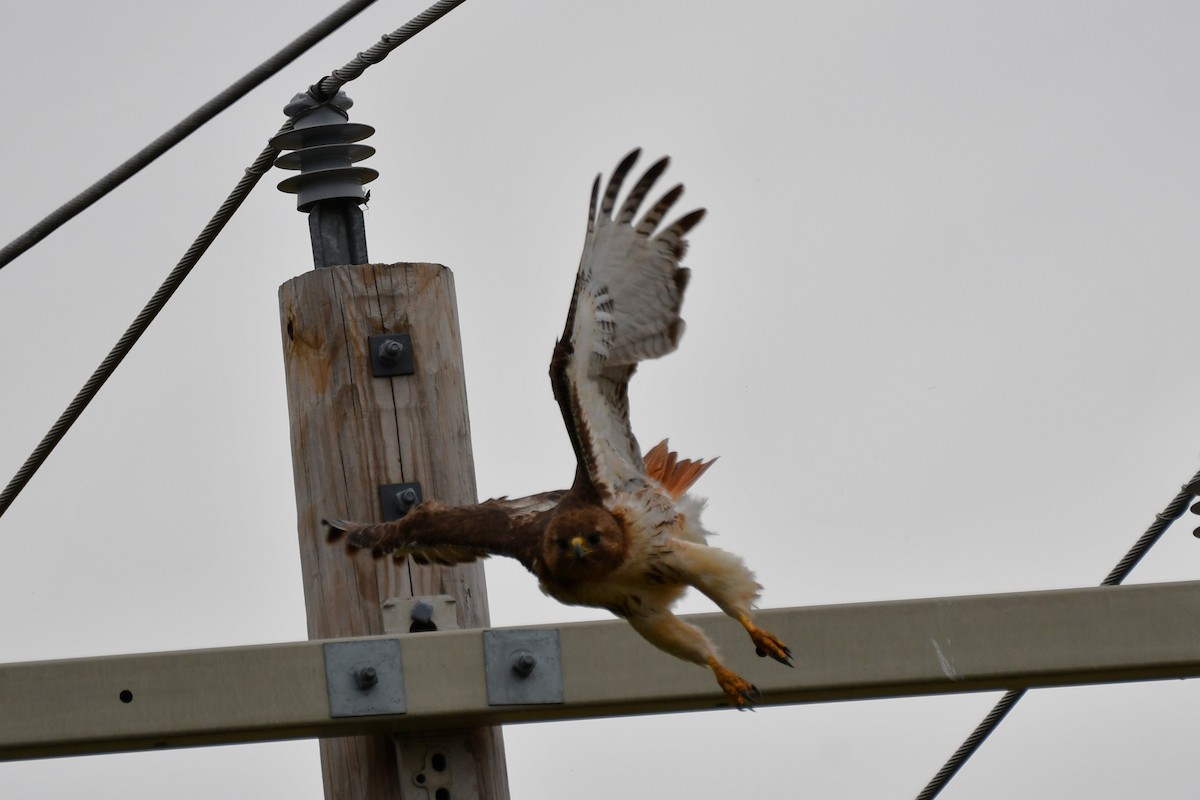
[570,535,589,559]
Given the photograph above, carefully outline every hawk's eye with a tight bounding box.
[586,532,602,546]
[557,539,570,551]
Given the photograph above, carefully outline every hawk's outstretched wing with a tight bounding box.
[550,150,705,497]
[325,490,563,570]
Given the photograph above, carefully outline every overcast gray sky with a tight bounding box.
[3,1,1200,797]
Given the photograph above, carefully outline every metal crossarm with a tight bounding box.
[4,580,1199,761]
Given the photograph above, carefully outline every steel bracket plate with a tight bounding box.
[369,333,414,377]
[323,639,406,718]
[483,629,563,706]
[378,481,423,522]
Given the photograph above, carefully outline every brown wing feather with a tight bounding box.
[325,491,563,572]
[642,439,717,500]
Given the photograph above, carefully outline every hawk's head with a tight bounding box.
[541,505,628,582]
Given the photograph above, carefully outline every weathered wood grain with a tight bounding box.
[279,263,508,800]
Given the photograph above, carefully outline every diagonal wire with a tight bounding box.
[0,0,473,520]
[1098,472,1200,586]
[0,0,379,273]
[0,125,291,520]
[915,467,1200,799]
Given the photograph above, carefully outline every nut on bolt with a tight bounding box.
[395,487,419,512]
[355,666,379,690]
[410,600,435,626]
[512,651,537,678]
[378,339,405,365]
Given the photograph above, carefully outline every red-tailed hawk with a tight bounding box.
[326,149,791,709]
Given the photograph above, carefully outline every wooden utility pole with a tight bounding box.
[279,262,509,799]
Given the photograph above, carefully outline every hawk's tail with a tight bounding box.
[643,439,716,500]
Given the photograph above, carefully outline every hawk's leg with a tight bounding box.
[706,656,761,711]
[666,539,794,667]
[626,609,760,710]
[736,614,793,667]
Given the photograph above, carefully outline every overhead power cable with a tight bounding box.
[0,0,471,520]
[914,468,1200,799]
[0,127,290,520]
[0,0,379,273]
[310,0,468,101]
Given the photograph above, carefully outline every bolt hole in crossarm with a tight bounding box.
[118,690,133,704]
